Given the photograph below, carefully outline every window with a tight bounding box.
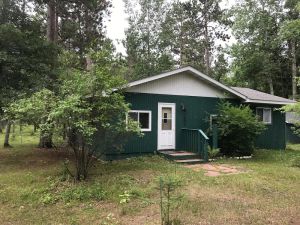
[256,108,272,124]
[128,110,152,131]
[162,107,172,130]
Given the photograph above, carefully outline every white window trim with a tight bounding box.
[128,110,152,132]
[256,107,272,125]
[210,114,218,129]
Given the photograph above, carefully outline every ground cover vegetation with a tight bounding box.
[0,130,299,225]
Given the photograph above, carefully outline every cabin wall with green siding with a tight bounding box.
[122,92,228,154]
[101,93,287,157]
[249,104,286,149]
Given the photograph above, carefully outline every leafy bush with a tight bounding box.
[217,102,265,156]
[208,146,220,159]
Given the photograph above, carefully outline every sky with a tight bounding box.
[105,0,236,54]
[106,0,129,54]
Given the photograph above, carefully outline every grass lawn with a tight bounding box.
[0,127,299,225]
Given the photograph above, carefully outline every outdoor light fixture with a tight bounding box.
[181,103,186,112]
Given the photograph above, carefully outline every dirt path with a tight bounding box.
[185,163,250,176]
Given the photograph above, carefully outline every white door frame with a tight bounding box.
[157,102,176,150]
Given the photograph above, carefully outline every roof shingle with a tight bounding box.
[231,87,296,104]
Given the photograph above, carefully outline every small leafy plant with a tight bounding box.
[101,213,119,225]
[208,146,220,159]
[40,193,57,205]
[119,190,131,204]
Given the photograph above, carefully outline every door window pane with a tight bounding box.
[162,107,172,118]
[162,119,172,130]
[162,107,172,130]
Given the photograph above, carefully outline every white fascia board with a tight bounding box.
[244,99,296,105]
[127,67,189,88]
[127,66,248,100]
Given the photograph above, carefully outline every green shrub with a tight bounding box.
[217,102,265,156]
[208,146,220,159]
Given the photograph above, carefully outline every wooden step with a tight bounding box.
[158,150,204,164]
[158,150,200,160]
[159,150,197,157]
[174,159,205,164]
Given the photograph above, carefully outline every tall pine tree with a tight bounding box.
[123,0,173,80]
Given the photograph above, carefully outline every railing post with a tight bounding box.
[204,140,208,162]
[212,124,218,149]
[181,128,209,161]
[198,134,201,155]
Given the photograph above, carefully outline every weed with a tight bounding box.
[101,213,119,225]
[40,193,57,205]
[119,190,131,204]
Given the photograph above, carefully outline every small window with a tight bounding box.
[128,110,152,131]
[256,108,272,124]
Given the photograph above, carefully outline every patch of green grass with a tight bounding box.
[0,128,299,224]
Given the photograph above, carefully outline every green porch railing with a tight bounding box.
[181,128,209,162]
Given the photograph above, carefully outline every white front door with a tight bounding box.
[157,103,176,150]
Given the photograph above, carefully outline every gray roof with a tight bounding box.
[231,87,296,105]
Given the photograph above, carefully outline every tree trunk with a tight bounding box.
[269,77,274,95]
[47,0,57,42]
[86,55,93,71]
[38,132,53,148]
[33,124,37,133]
[4,121,12,148]
[291,40,297,100]
[69,131,91,181]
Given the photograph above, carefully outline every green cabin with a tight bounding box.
[103,67,296,160]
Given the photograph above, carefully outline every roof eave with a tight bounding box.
[244,99,296,105]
